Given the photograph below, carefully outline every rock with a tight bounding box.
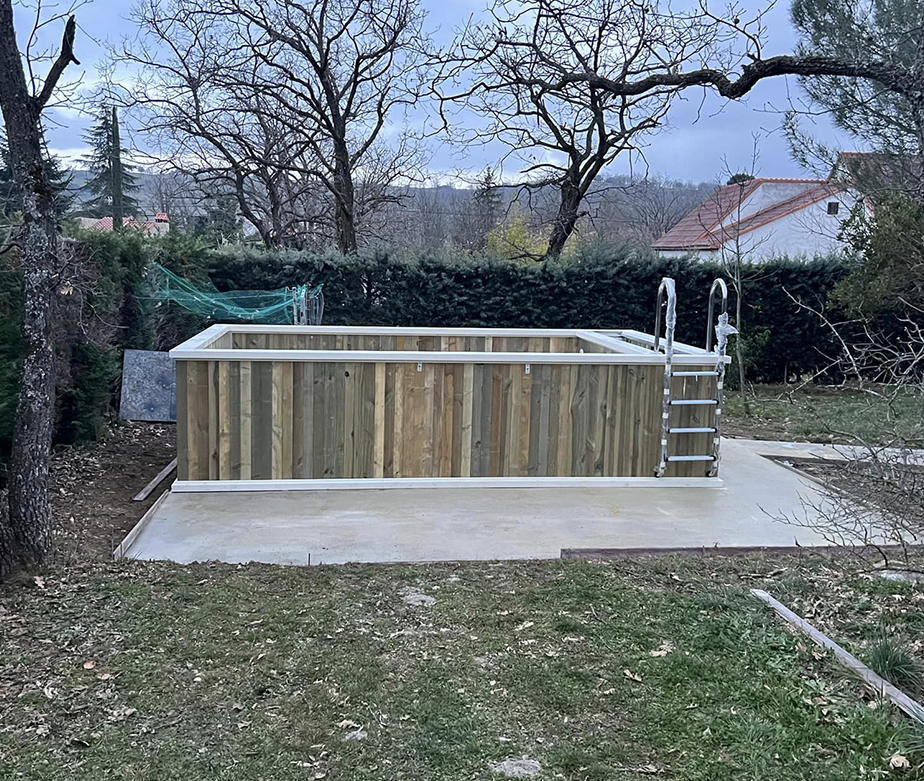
[877,569,924,584]
[402,592,436,607]
[491,758,542,777]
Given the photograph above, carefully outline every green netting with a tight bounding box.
[145,263,324,324]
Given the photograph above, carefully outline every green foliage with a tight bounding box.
[726,172,756,185]
[0,259,23,470]
[204,245,855,383]
[0,131,74,220]
[868,632,924,695]
[0,236,900,485]
[56,342,119,444]
[78,105,140,219]
[836,195,924,316]
[486,202,548,259]
[198,193,243,245]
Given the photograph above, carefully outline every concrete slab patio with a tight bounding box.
[121,437,843,565]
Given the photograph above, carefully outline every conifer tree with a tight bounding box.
[79,105,139,221]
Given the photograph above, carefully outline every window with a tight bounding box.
[827,201,840,215]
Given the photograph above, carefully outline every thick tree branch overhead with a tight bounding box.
[35,14,81,109]
[546,54,909,101]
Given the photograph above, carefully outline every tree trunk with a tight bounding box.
[0,4,77,578]
[332,138,358,254]
[544,180,582,260]
[111,106,124,229]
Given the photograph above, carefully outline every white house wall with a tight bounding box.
[718,191,862,262]
[715,182,817,229]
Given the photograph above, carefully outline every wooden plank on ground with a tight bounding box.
[751,588,924,724]
[132,458,178,502]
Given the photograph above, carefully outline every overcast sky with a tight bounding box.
[20,0,851,185]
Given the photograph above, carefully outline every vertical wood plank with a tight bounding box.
[460,363,474,477]
[422,363,435,477]
[355,363,375,478]
[208,361,219,480]
[392,364,404,477]
[374,362,386,478]
[239,361,252,479]
[176,361,189,481]
[439,365,454,477]
[218,361,232,479]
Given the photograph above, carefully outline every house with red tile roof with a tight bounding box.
[652,178,863,261]
[76,213,170,236]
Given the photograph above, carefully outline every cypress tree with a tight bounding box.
[79,105,139,221]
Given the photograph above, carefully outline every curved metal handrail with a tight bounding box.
[653,277,676,353]
[705,278,728,352]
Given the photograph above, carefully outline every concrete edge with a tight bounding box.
[113,489,169,561]
[561,543,924,559]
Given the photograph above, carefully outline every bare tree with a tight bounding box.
[122,0,428,252]
[0,4,80,577]
[439,0,723,260]
[775,310,924,566]
[486,1,924,206]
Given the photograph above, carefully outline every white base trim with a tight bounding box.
[171,476,723,492]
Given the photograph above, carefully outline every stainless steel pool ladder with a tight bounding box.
[654,277,729,477]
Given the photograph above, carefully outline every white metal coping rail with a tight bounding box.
[653,276,730,478]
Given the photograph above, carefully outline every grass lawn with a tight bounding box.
[723,385,922,446]
[2,555,921,780]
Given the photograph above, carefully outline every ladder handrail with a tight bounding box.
[707,277,736,478]
[654,277,677,477]
[705,278,728,352]
[652,277,676,353]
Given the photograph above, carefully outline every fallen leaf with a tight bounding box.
[890,754,910,770]
[33,576,45,589]
[515,621,534,632]
[649,642,674,658]
[83,660,96,670]
[337,719,362,730]
[623,669,643,682]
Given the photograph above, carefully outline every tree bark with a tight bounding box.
[0,6,78,578]
[544,180,582,260]
[111,106,124,229]
[332,138,358,254]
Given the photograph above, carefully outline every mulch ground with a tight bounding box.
[47,423,176,562]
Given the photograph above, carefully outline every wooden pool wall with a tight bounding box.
[172,326,721,483]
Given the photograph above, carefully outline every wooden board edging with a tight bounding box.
[751,588,924,724]
[561,544,834,559]
[112,489,169,560]
[132,458,178,502]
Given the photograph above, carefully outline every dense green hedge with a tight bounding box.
[207,246,851,383]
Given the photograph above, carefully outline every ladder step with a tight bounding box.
[669,427,716,434]
[670,399,717,406]
[673,371,719,377]
[667,455,716,462]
